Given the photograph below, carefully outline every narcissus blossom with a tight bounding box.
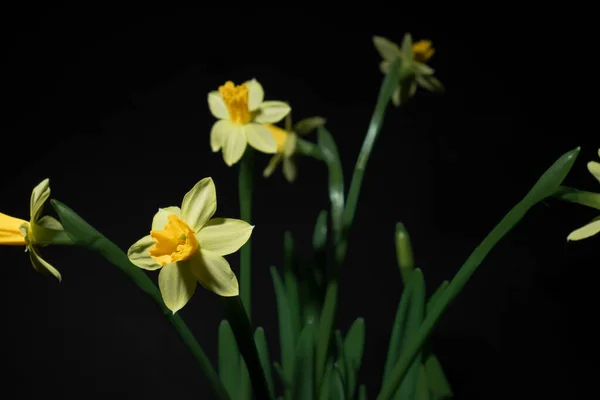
[127,177,253,313]
[208,79,291,166]
[567,149,600,241]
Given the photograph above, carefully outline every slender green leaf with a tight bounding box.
[293,323,316,400]
[424,354,453,399]
[270,266,295,398]
[219,320,240,399]
[316,281,339,391]
[416,364,430,400]
[273,362,292,390]
[240,360,250,400]
[239,148,254,321]
[383,283,412,381]
[396,269,425,400]
[317,126,345,246]
[330,367,346,400]
[334,330,348,388]
[284,231,300,340]
[377,147,581,400]
[359,384,368,400]
[341,317,365,398]
[319,359,334,400]
[313,209,329,251]
[255,327,275,399]
[426,281,448,315]
[50,199,231,400]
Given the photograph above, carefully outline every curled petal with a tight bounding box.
[282,157,297,183]
[196,218,253,256]
[158,262,197,313]
[263,154,283,178]
[29,244,62,282]
[588,161,600,183]
[128,235,162,271]
[567,217,600,241]
[187,249,238,297]
[373,36,401,61]
[181,178,217,232]
[253,101,291,124]
[208,91,230,120]
[30,178,50,222]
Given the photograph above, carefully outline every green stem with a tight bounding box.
[222,296,273,400]
[239,148,254,321]
[296,137,324,161]
[553,185,600,211]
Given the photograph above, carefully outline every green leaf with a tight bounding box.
[317,126,345,246]
[273,361,292,390]
[284,231,300,340]
[416,364,430,400]
[341,317,365,398]
[334,330,348,389]
[50,199,231,400]
[319,359,334,400]
[255,327,276,399]
[424,354,453,399]
[219,320,240,399]
[313,209,329,251]
[377,147,581,400]
[316,281,339,392]
[396,269,425,400]
[395,222,414,283]
[383,281,412,381]
[270,266,295,399]
[426,281,448,315]
[330,367,346,400]
[295,116,327,135]
[359,384,368,400]
[293,323,316,400]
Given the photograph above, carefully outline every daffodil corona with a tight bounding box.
[0,179,69,281]
[208,79,291,166]
[127,177,253,313]
[567,149,600,241]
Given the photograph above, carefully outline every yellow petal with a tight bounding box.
[187,249,238,297]
[588,161,600,183]
[29,244,62,281]
[283,157,297,182]
[567,217,600,241]
[222,124,247,166]
[208,91,230,120]
[263,153,283,178]
[372,36,401,61]
[196,218,253,256]
[254,101,291,124]
[0,213,27,245]
[245,79,264,112]
[181,177,217,232]
[158,262,197,313]
[246,123,277,154]
[152,206,182,231]
[210,119,234,152]
[30,178,50,222]
[128,235,163,270]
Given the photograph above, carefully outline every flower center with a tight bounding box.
[412,40,435,63]
[149,214,199,266]
[219,81,252,124]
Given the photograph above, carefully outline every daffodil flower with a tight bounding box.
[0,178,69,281]
[567,150,600,241]
[263,115,326,182]
[208,79,291,166]
[373,33,444,106]
[127,177,253,313]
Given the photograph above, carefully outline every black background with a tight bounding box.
[1,6,594,399]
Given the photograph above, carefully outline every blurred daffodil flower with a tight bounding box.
[567,150,600,241]
[373,33,444,106]
[127,177,253,313]
[0,178,69,281]
[208,79,291,166]
[263,115,326,182]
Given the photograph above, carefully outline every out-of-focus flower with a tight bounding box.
[567,149,600,241]
[373,33,444,106]
[263,115,326,182]
[208,79,291,166]
[0,179,68,281]
[127,177,253,313]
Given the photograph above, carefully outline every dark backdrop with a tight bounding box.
[1,6,593,400]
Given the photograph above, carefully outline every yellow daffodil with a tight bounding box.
[373,33,444,106]
[208,79,291,166]
[0,178,68,281]
[263,115,326,182]
[127,177,253,313]
[567,149,600,241]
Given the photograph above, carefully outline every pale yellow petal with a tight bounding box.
[588,161,600,183]
[567,216,600,241]
[392,87,401,107]
[245,123,277,154]
[401,33,414,60]
[127,235,163,271]
[181,177,217,232]
[196,218,253,256]
[254,101,291,124]
[372,36,402,61]
[151,206,182,231]
[158,262,198,313]
[222,124,247,166]
[0,213,27,245]
[211,119,234,152]
[29,244,62,281]
[187,249,238,297]
[246,79,264,112]
[263,154,283,178]
[380,60,391,74]
[283,157,297,183]
[30,178,50,222]
[208,91,230,120]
